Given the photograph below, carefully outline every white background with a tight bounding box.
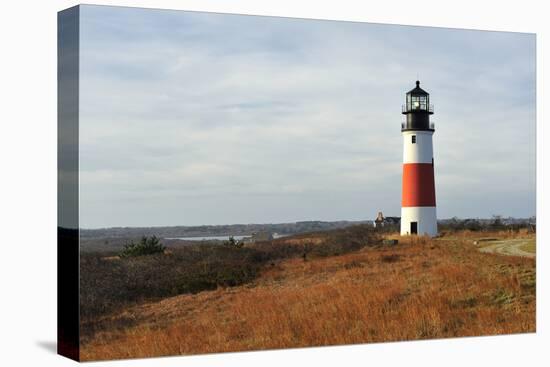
[0,0,547,366]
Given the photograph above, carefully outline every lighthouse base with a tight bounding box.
[400,206,437,237]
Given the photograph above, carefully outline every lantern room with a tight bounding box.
[401,80,434,132]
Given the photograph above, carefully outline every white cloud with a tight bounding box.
[77,5,535,227]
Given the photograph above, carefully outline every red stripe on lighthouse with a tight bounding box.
[402,163,436,207]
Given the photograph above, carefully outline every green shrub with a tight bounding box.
[120,236,165,258]
[223,236,244,248]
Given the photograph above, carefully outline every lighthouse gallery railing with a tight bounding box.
[401,122,435,130]
[402,104,434,113]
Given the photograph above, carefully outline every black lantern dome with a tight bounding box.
[401,80,434,132]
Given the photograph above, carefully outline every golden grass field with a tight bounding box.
[80,230,535,361]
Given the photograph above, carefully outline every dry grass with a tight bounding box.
[519,239,536,254]
[438,227,533,240]
[80,231,535,361]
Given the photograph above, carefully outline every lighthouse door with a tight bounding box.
[410,222,418,235]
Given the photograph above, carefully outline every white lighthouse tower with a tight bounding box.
[400,81,437,237]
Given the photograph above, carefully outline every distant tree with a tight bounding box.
[464,219,482,231]
[490,215,505,230]
[445,216,466,231]
[450,216,460,226]
[120,235,165,258]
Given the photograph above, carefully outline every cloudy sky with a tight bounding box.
[78,5,536,228]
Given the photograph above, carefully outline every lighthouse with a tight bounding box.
[400,81,437,237]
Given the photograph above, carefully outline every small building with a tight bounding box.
[374,212,401,228]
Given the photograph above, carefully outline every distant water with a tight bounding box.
[165,234,288,241]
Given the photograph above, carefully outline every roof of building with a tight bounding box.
[407,80,429,96]
[374,212,401,223]
[384,217,401,223]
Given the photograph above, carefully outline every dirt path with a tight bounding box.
[477,238,535,259]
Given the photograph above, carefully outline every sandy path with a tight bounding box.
[478,239,535,259]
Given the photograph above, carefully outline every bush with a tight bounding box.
[223,236,244,248]
[381,254,401,263]
[80,244,264,324]
[80,224,379,335]
[310,225,377,258]
[120,236,165,258]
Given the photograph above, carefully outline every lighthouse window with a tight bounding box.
[419,96,427,109]
[412,135,416,144]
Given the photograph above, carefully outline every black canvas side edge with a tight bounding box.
[57,5,80,362]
